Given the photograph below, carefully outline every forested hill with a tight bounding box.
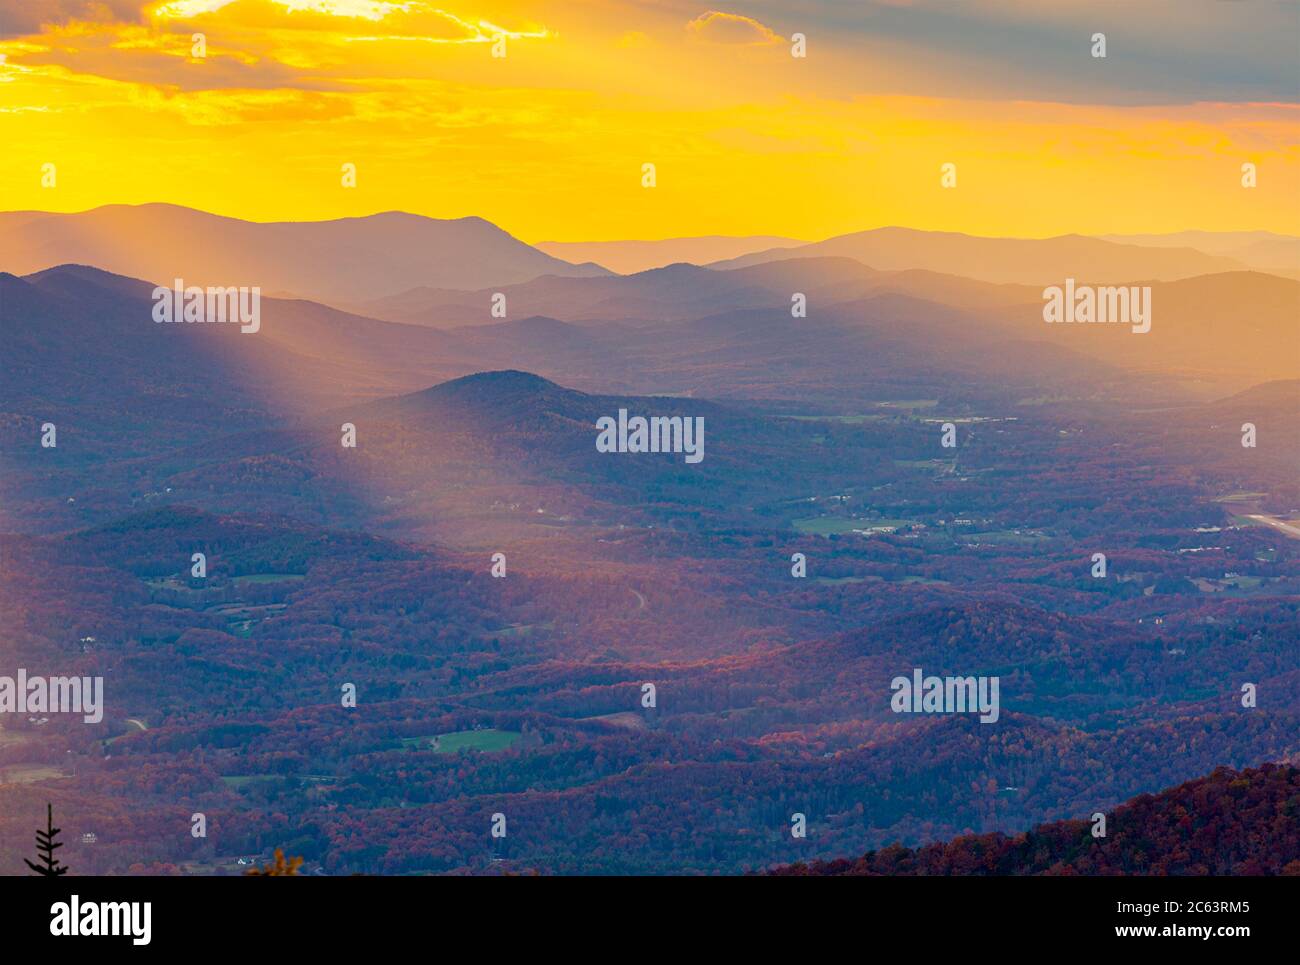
[770,764,1300,876]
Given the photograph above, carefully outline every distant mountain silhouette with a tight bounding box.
[359,253,1290,384]
[1196,379,1300,469]
[448,292,1123,406]
[0,258,1210,425]
[1210,379,1300,412]
[996,271,1299,391]
[708,226,1249,284]
[359,260,793,326]
[535,235,804,274]
[358,256,1038,327]
[0,204,608,303]
[1101,231,1300,277]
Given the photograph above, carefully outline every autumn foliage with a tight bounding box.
[771,764,1300,876]
[244,849,304,876]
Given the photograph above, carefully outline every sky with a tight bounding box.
[0,0,1296,242]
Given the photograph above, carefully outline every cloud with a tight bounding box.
[0,1,147,36]
[0,0,554,92]
[685,10,781,46]
[151,1,550,43]
[1,1,552,45]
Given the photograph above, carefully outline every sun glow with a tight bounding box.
[0,2,1294,240]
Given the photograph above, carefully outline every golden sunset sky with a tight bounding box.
[0,0,1296,241]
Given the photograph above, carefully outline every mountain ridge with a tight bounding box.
[707,226,1251,284]
[0,203,610,303]
[769,763,1300,875]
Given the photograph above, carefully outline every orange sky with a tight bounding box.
[0,0,1296,241]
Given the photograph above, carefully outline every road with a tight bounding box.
[1245,515,1300,540]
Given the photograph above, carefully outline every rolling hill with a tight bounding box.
[0,264,470,432]
[770,763,1300,875]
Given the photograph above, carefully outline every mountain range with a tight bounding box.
[535,235,804,274]
[0,204,608,303]
[705,227,1256,283]
[4,206,1295,306]
[1,203,1296,877]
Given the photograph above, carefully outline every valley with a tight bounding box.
[0,212,1296,876]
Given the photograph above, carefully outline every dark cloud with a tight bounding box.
[729,0,1300,104]
[0,1,146,38]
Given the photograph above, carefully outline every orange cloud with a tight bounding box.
[0,0,1294,242]
[153,0,551,42]
[0,0,555,92]
[685,10,780,46]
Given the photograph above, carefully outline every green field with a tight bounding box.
[780,413,886,424]
[146,573,304,589]
[144,576,192,591]
[400,728,519,754]
[207,602,288,638]
[894,458,953,471]
[780,400,938,423]
[1216,492,1268,503]
[957,529,1049,545]
[873,399,938,410]
[488,622,553,638]
[222,773,332,788]
[0,764,66,784]
[793,516,915,535]
[221,774,274,788]
[1223,575,1266,589]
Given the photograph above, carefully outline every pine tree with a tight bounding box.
[25,803,69,876]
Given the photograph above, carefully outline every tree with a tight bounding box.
[245,848,303,876]
[25,803,69,877]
